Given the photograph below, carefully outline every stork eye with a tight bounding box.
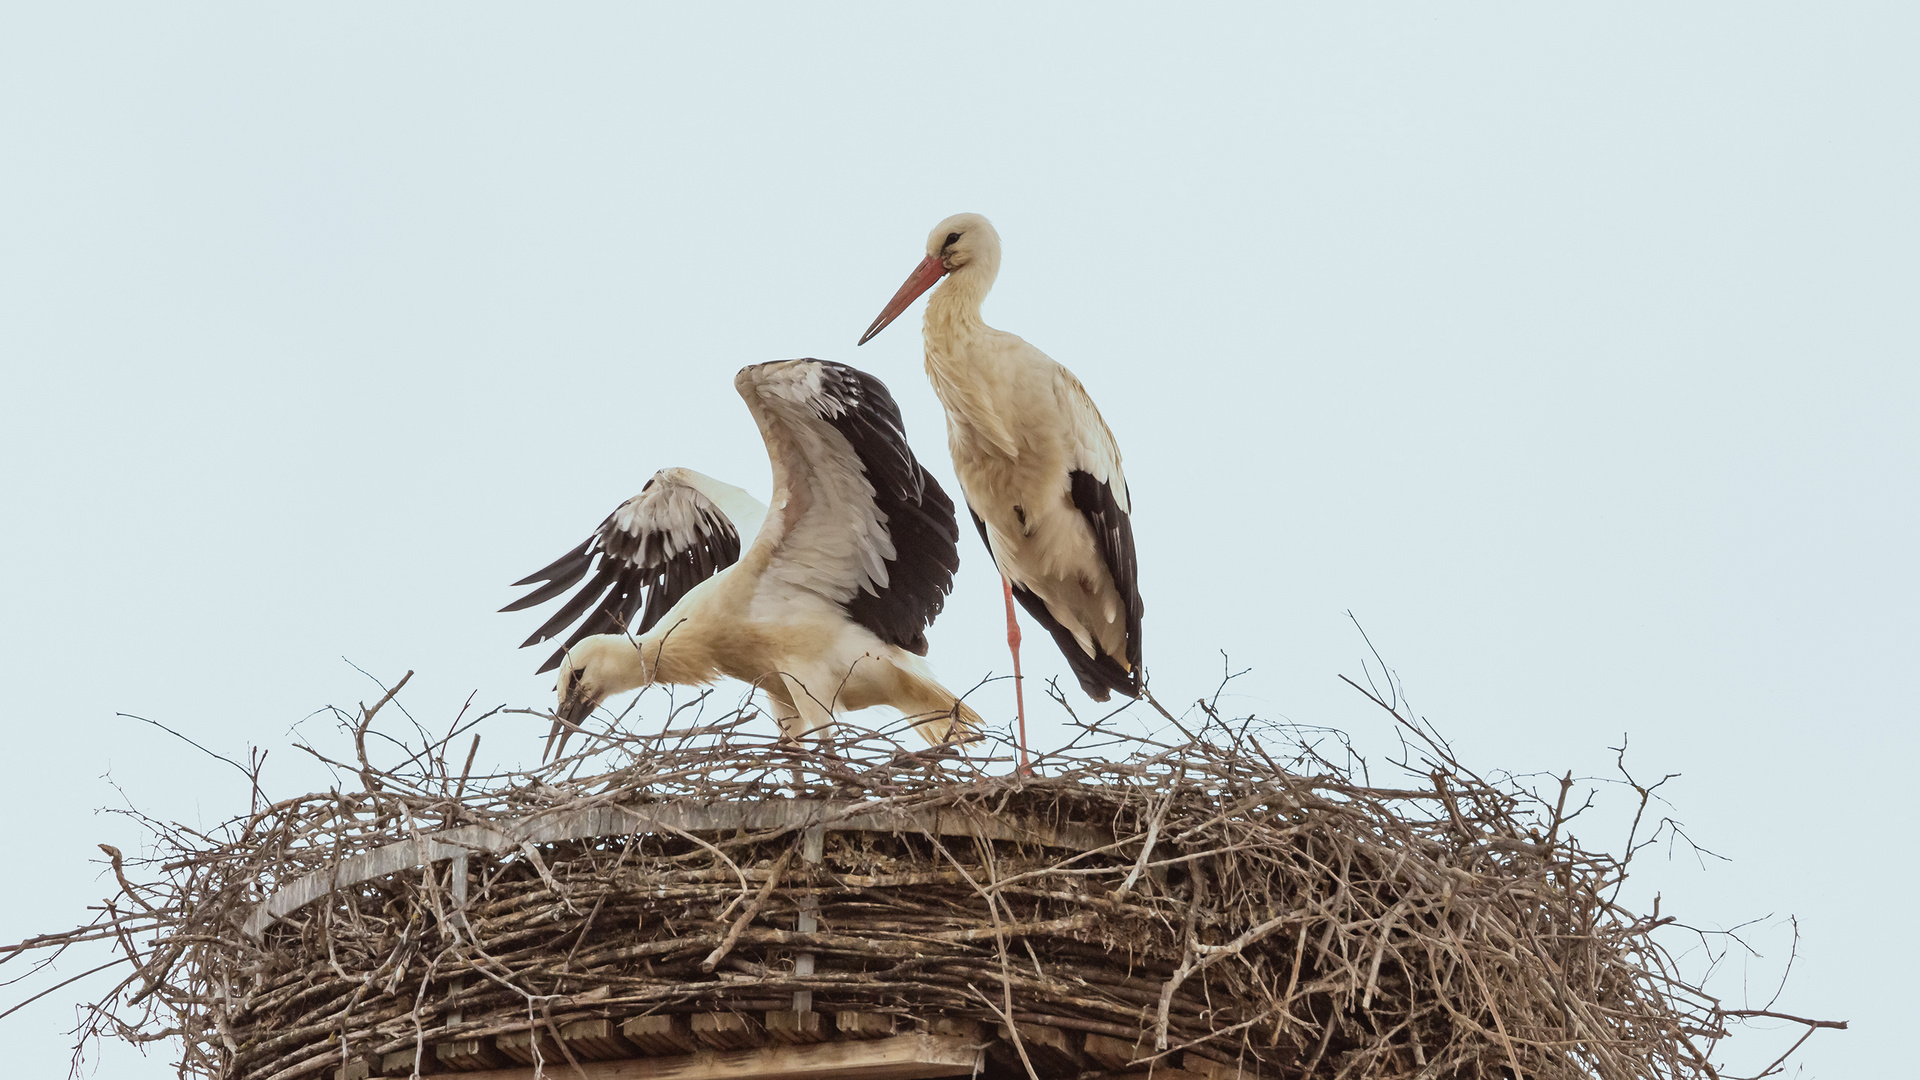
[943,231,961,250]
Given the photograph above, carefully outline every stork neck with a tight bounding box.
[917,268,1022,457]
[923,267,992,347]
[600,620,719,695]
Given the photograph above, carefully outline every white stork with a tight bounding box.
[858,214,1144,755]
[503,359,980,758]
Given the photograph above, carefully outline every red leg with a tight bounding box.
[1002,577,1029,774]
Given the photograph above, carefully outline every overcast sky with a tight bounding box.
[2,6,1913,1077]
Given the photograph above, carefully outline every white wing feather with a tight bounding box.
[735,361,895,605]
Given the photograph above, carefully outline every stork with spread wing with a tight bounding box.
[504,359,978,757]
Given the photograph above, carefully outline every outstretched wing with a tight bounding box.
[735,359,960,654]
[502,468,764,673]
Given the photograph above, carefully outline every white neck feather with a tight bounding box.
[920,265,1024,459]
[582,614,719,702]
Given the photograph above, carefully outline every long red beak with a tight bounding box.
[858,253,948,346]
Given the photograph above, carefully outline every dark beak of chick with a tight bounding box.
[546,671,598,762]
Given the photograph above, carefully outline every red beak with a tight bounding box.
[858,253,948,346]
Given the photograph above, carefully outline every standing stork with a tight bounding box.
[503,359,979,758]
[858,214,1144,762]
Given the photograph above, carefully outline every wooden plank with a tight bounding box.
[332,1060,371,1080]
[562,1017,641,1060]
[994,1022,1082,1075]
[378,1047,438,1075]
[692,1011,765,1051]
[1084,1032,1149,1071]
[836,1011,896,1039]
[791,825,825,1014]
[1180,1056,1261,1079]
[245,800,1110,939]
[620,1014,697,1056]
[765,1010,826,1044]
[496,1027,557,1065]
[926,1018,983,1042]
[436,1036,508,1071]
[421,1032,980,1080]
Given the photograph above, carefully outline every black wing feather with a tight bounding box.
[1067,470,1143,698]
[810,362,960,655]
[502,484,742,674]
[500,537,595,609]
[506,535,594,592]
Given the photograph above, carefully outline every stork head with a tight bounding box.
[925,212,999,275]
[546,637,621,761]
[858,212,1001,346]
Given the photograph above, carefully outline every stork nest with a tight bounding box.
[3,671,1836,1080]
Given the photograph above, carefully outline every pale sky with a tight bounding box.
[3,6,1914,1077]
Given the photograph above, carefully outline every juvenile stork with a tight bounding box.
[858,214,1144,756]
[503,359,979,758]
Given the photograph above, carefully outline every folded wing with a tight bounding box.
[1063,371,1143,693]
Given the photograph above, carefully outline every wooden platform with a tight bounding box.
[340,1011,1251,1080]
[249,799,1109,940]
[288,798,1257,1080]
[428,1030,975,1080]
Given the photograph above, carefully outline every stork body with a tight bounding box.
[860,215,1144,707]
[504,359,979,756]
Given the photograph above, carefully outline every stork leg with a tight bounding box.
[1002,577,1030,774]
[763,677,816,791]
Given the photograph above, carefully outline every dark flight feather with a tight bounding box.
[808,362,961,655]
[502,482,742,674]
